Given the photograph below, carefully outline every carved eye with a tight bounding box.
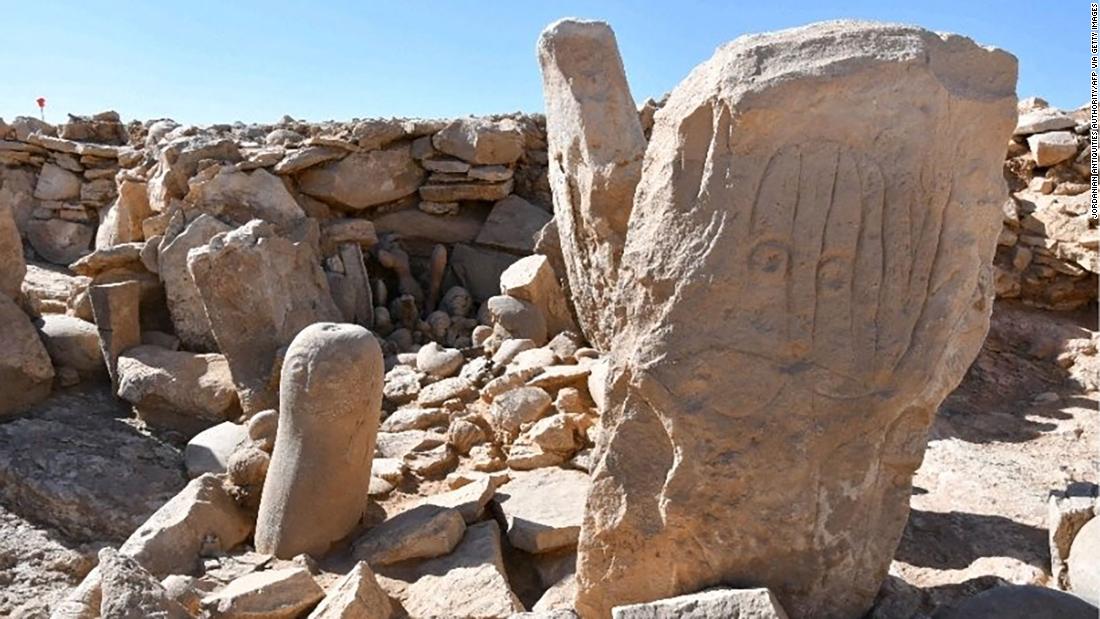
[749,241,790,275]
[817,256,850,292]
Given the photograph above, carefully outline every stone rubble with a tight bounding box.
[0,16,1094,619]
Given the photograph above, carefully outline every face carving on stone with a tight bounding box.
[650,135,985,423]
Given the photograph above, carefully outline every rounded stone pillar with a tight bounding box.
[255,322,383,558]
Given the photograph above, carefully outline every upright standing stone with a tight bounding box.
[89,280,142,387]
[187,220,341,414]
[537,19,646,351]
[158,213,232,352]
[0,201,25,300]
[255,323,383,558]
[572,21,1017,619]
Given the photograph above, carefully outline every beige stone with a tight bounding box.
[307,561,392,619]
[299,144,424,209]
[202,567,324,618]
[0,295,54,417]
[34,163,81,201]
[1069,517,1100,605]
[116,345,240,435]
[537,19,646,351]
[26,218,93,265]
[610,588,789,619]
[37,313,105,379]
[353,504,466,566]
[416,475,495,523]
[476,195,552,254]
[119,473,252,577]
[500,255,578,336]
[490,385,552,443]
[1026,131,1078,167]
[255,323,383,558]
[432,117,525,165]
[573,21,1017,619]
[187,220,342,414]
[378,521,523,618]
[97,548,191,619]
[496,468,589,553]
[485,295,548,345]
[0,201,24,299]
[89,280,141,386]
[418,179,513,203]
[159,213,233,351]
[186,165,306,227]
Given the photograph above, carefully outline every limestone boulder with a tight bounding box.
[485,295,547,345]
[26,219,93,265]
[1026,131,1078,167]
[255,323,383,558]
[489,386,552,443]
[147,136,242,211]
[298,143,424,209]
[119,473,252,577]
[273,145,344,174]
[500,255,578,336]
[187,220,342,414]
[89,281,141,386]
[450,244,521,303]
[537,19,646,351]
[0,201,24,299]
[308,561,392,619]
[0,295,54,417]
[36,313,105,379]
[476,195,553,254]
[416,475,496,523]
[202,567,324,618]
[1069,516,1100,605]
[353,504,466,566]
[418,179,513,202]
[432,117,525,165]
[159,213,233,351]
[375,521,523,618]
[496,468,589,553]
[34,163,81,201]
[610,588,788,619]
[97,548,191,619]
[1014,108,1076,135]
[185,421,249,478]
[22,262,91,318]
[572,21,1017,619]
[416,341,464,378]
[380,407,448,432]
[186,165,306,227]
[116,345,241,436]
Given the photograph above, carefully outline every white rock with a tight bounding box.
[496,468,590,553]
[610,588,789,619]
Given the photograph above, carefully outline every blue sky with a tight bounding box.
[0,1,1083,125]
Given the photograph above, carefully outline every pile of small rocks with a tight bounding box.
[998,97,1098,310]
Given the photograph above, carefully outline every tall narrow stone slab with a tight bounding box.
[158,213,232,352]
[255,323,383,558]
[537,19,646,351]
[573,21,1017,619]
[187,220,341,414]
[89,280,141,387]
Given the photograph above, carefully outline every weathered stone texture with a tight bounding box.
[255,323,384,558]
[537,19,646,351]
[187,220,341,414]
[572,21,1017,619]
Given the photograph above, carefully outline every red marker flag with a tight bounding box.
[36,97,46,120]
